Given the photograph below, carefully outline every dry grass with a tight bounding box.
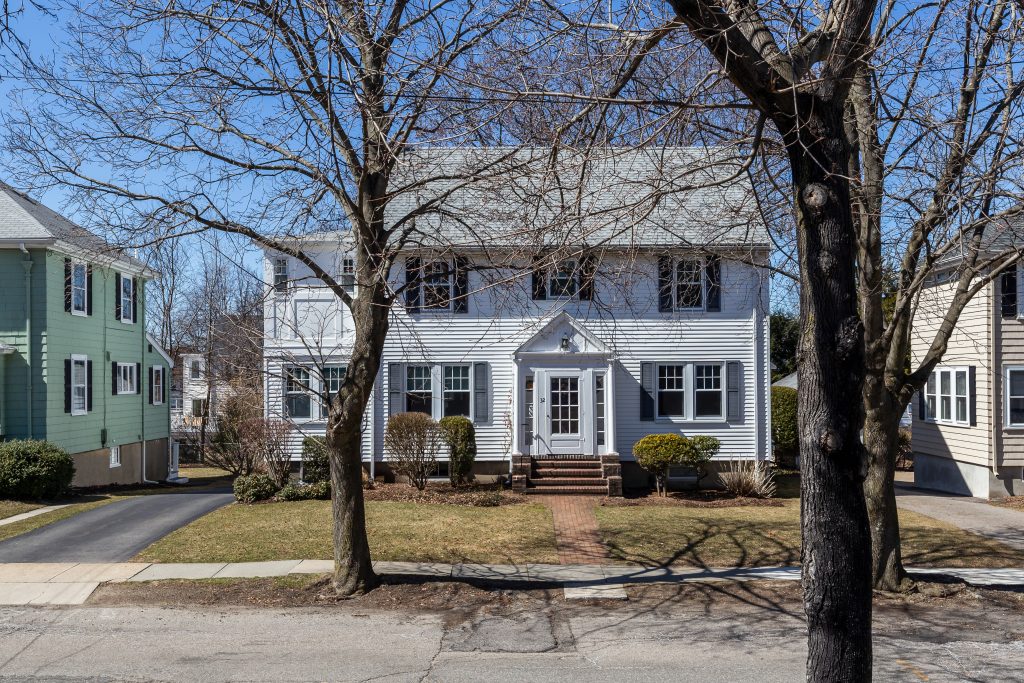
[596,499,1024,568]
[991,496,1024,512]
[0,500,44,520]
[136,499,559,564]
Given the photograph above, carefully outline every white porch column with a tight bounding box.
[605,359,618,455]
[510,358,520,460]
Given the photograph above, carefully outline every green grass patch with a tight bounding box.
[136,500,559,565]
[596,499,1024,568]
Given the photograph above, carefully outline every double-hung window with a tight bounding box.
[693,364,724,418]
[190,359,203,380]
[191,398,208,417]
[321,365,347,416]
[341,256,356,296]
[675,259,704,309]
[406,365,433,413]
[548,261,579,298]
[422,261,452,310]
[442,365,471,418]
[120,276,135,323]
[1007,368,1024,426]
[657,365,686,417]
[284,366,312,419]
[152,367,164,405]
[70,355,89,416]
[273,258,289,293]
[116,363,137,395]
[924,367,970,426]
[109,445,121,468]
[71,262,87,315]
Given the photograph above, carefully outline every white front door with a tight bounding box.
[538,370,591,455]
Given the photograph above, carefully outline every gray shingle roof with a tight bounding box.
[0,182,149,271]
[285,146,769,252]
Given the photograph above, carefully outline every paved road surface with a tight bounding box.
[0,594,1019,682]
[896,484,1024,550]
[0,489,233,562]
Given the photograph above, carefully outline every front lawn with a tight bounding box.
[136,499,559,564]
[0,500,44,521]
[596,499,1024,568]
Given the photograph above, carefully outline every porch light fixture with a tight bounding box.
[560,334,570,352]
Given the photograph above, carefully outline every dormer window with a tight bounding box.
[404,256,469,313]
[657,255,722,313]
[273,258,289,293]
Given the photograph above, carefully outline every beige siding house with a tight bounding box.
[911,262,1024,498]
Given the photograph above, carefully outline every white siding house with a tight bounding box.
[261,147,772,493]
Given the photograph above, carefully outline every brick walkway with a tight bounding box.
[534,495,610,564]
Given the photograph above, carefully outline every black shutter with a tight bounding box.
[404,258,421,313]
[148,367,154,405]
[531,258,547,300]
[658,256,673,312]
[64,258,72,312]
[136,362,142,394]
[969,366,977,426]
[86,360,93,412]
[86,265,93,316]
[726,361,742,422]
[1002,268,1018,318]
[162,368,167,404]
[453,256,469,314]
[388,363,404,416]
[579,253,597,301]
[64,359,72,413]
[640,362,655,421]
[918,390,925,420]
[111,362,118,395]
[114,273,122,320]
[132,279,139,323]
[473,362,490,423]
[705,256,722,312]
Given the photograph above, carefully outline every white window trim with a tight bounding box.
[672,257,706,312]
[152,366,164,405]
[170,397,183,411]
[692,362,726,421]
[71,262,88,316]
[341,256,356,296]
[441,364,473,420]
[420,260,455,312]
[190,360,203,380]
[120,276,135,324]
[548,260,581,299]
[655,363,687,419]
[400,363,474,421]
[283,365,313,421]
[924,366,971,427]
[70,354,89,416]
[1005,365,1024,428]
[109,445,121,468]
[273,257,289,293]
[116,362,137,395]
[319,364,348,419]
[654,362,726,421]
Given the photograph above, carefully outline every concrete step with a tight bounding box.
[531,459,602,469]
[530,477,606,487]
[533,468,603,478]
[523,484,608,495]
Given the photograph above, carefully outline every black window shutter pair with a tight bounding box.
[1002,268,1018,318]
[64,358,94,413]
[65,260,94,315]
[639,361,742,422]
[657,255,722,312]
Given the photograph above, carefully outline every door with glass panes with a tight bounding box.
[530,369,602,455]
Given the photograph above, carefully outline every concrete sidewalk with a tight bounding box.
[896,484,1024,550]
[5,560,1024,605]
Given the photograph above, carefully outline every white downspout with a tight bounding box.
[19,243,33,439]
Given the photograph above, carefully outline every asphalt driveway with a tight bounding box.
[0,488,234,562]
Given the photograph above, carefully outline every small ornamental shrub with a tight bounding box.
[302,436,331,484]
[0,440,75,499]
[771,386,799,468]
[233,472,279,503]
[684,434,721,477]
[633,434,688,496]
[438,416,476,486]
[276,480,331,501]
[719,460,777,498]
[385,412,443,490]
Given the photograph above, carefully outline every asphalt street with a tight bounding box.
[0,489,233,562]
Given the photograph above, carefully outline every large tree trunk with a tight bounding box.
[325,286,390,596]
[787,107,873,682]
[863,389,913,592]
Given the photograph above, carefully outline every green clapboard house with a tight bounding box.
[0,182,174,487]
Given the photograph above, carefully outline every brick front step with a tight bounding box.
[532,460,601,469]
[533,468,603,478]
[533,455,601,463]
[523,484,608,495]
[530,477,606,487]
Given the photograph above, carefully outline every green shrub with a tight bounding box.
[438,416,476,486]
[302,437,331,483]
[0,440,75,499]
[633,433,721,495]
[233,472,279,503]
[276,480,331,501]
[771,386,799,467]
[685,434,721,473]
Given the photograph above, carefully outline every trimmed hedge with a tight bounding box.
[276,480,331,501]
[771,386,799,467]
[0,440,75,500]
[438,416,476,486]
[633,433,721,495]
[301,436,330,484]
[233,473,279,503]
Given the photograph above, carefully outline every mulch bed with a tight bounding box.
[363,482,526,507]
[598,489,785,508]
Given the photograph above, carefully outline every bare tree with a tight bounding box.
[4,0,532,595]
